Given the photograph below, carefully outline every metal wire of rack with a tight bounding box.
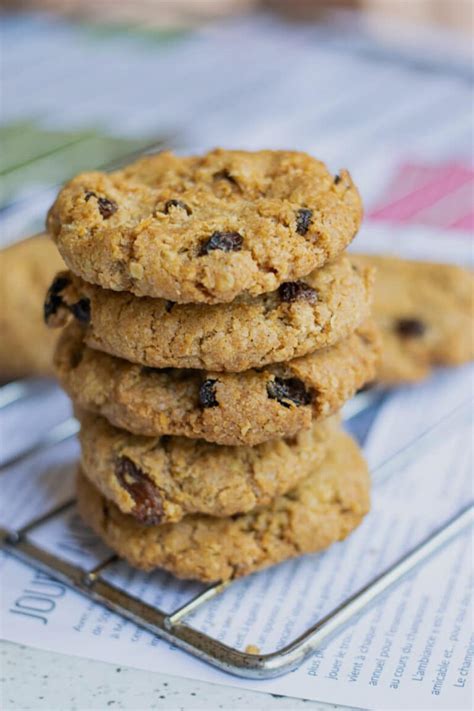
[1,383,472,680]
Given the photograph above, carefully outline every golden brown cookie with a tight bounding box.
[77,428,370,582]
[46,149,362,304]
[45,256,374,371]
[56,321,379,446]
[0,234,64,379]
[78,412,338,525]
[353,254,474,383]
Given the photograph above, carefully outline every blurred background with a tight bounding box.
[0,0,473,381]
[1,0,473,241]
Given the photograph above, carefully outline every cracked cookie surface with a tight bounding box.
[45,255,374,371]
[46,149,362,303]
[77,428,370,582]
[352,254,474,383]
[78,412,337,525]
[56,321,379,445]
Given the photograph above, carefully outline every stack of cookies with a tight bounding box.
[44,149,379,583]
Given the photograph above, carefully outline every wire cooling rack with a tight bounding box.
[1,381,472,679]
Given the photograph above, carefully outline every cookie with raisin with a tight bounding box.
[45,255,374,372]
[352,255,474,383]
[77,428,370,582]
[47,149,362,303]
[77,412,338,525]
[55,320,379,446]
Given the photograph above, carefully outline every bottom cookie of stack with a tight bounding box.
[77,428,370,583]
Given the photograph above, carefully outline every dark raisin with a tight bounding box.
[198,231,243,256]
[163,199,191,215]
[84,191,117,219]
[213,169,238,186]
[70,298,91,324]
[43,275,71,322]
[115,456,163,525]
[97,197,118,219]
[296,208,313,235]
[44,293,63,322]
[49,275,71,294]
[199,379,218,408]
[334,175,341,185]
[278,281,318,304]
[395,318,426,338]
[267,377,312,408]
[165,300,175,313]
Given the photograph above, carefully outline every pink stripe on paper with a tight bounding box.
[449,213,474,232]
[367,162,474,232]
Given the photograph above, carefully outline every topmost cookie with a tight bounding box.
[46,149,362,303]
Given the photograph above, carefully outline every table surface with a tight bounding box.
[1,641,355,711]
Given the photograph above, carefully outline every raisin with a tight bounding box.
[296,208,313,235]
[84,191,118,219]
[97,197,118,219]
[199,231,243,256]
[199,379,218,408]
[115,456,163,525]
[213,169,239,186]
[395,318,426,338]
[267,377,312,408]
[165,300,175,313]
[43,275,71,322]
[44,293,63,322]
[49,274,71,295]
[163,199,191,215]
[278,281,318,304]
[334,175,342,185]
[70,298,91,324]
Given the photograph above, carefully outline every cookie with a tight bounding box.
[0,234,64,379]
[46,149,362,304]
[45,256,374,371]
[77,428,370,582]
[352,254,474,383]
[56,321,379,446]
[78,411,338,525]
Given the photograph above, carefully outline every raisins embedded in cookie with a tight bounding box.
[47,149,362,302]
[295,208,313,235]
[278,281,318,303]
[115,456,163,525]
[55,321,379,446]
[267,377,313,408]
[395,318,426,338]
[49,256,373,372]
[198,379,219,408]
[198,231,243,256]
